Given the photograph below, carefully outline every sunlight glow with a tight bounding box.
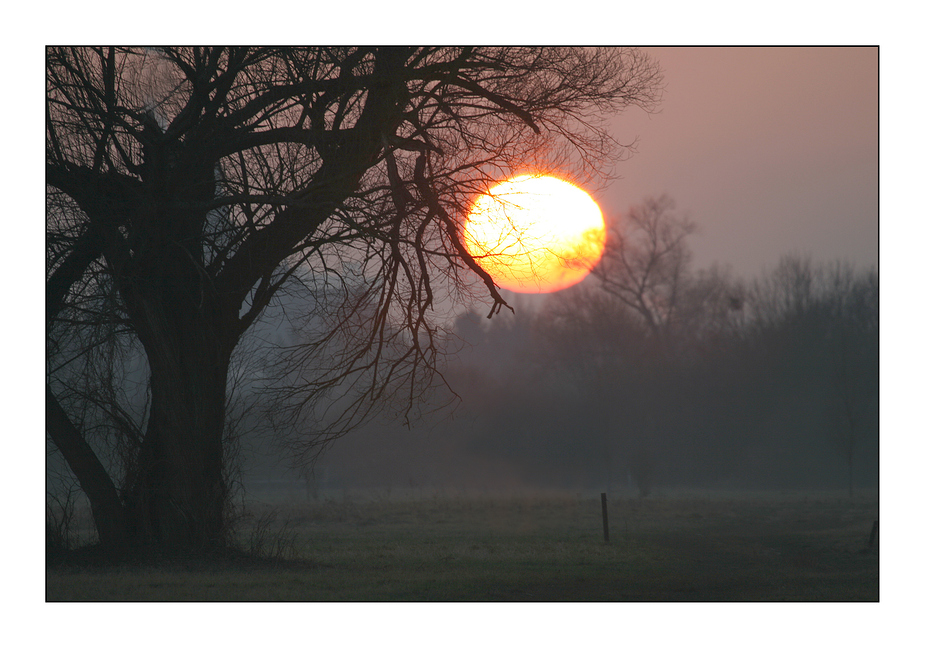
[463,174,606,293]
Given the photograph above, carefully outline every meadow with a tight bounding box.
[46,488,878,601]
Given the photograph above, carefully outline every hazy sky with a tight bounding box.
[598,46,878,279]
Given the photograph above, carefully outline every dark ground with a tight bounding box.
[46,489,878,601]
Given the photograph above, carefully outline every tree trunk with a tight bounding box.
[46,384,130,550]
[120,241,235,553]
[125,345,230,552]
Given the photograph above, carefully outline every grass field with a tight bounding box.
[46,488,879,601]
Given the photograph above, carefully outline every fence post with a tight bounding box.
[601,492,610,542]
[868,520,878,549]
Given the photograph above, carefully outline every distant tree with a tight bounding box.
[591,195,697,354]
[581,196,736,493]
[747,255,879,492]
[46,46,662,553]
[819,264,879,497]
[749,253,818,333]
[529,287,645,486]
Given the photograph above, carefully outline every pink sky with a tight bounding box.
[600,46,878,278]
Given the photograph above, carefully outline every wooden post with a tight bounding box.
[601,492,610,542]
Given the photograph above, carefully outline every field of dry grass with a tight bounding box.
[46,488,878,601]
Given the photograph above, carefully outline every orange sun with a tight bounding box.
[463,174,606,293]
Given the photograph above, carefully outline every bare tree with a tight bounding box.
[749,253,818,331]
[591,195,697,353]
[46,46,662,554]
[540,195,753,494]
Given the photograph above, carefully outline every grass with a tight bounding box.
[45,488,879,601]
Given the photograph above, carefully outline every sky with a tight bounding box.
[596,46,878,279]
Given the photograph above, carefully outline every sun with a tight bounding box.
[463,174,606,293]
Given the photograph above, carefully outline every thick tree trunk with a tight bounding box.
[48,47,418,556]
[121,241,235,553]
[125,347,230,552]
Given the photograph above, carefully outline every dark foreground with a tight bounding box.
[46,489,878,601]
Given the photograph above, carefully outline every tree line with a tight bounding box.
[441,197,878,496]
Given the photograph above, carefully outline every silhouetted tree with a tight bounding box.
[591,195,697,354]
[46,46,662,553]
[440,245,876,494]
[580,195,701,493]
[535,199,839,494]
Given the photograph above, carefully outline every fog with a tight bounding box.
[237,249,878,500]
[250,47,880,499]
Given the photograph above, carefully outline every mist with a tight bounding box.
[236,246,878,501]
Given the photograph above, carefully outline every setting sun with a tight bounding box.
[463,174,606,293]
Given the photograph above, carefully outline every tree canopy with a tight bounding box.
[46,46,663,553]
